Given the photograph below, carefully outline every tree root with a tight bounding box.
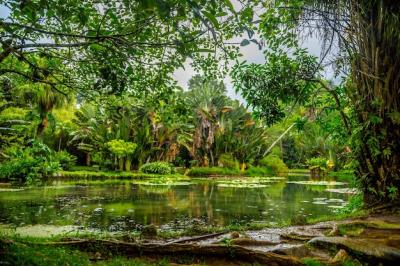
[165,231,228,244]
[35,239,303,265]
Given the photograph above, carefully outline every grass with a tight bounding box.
[328,170,356,185]
[187,167,241,177]
[306,210,367,225]
[55,170,185,181]
[187,166,278,177]
[0,235,168,266]
[245,166,274,176]
[289,168,310,173]
[301,258,326,266]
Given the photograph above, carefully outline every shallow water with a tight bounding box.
[0,175,351,233]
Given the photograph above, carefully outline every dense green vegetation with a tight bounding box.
[232,0,400,204]
[1,0,399,264]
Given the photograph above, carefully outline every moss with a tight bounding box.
[306,210,367,225]
[338,225,365,236]
[96,257,169,266]
[301,258,326,266]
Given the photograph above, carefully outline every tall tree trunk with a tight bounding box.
[351,0,400,204]
[86,153,91,166]
[36,115,48,136]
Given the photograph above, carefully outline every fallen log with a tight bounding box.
[34,239,302,265]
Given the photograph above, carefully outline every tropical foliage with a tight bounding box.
[1,0,398,207]
[232,0,400,203]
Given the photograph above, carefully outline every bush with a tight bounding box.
[0,141,60,185]
[245,166,274,176]
[139,161,172,174]
[340,194,363,214]
[54,150,77,170]
[187,167,240,177]
[307,157,329,178]
[258,155,289,176]
[218,153,239,169]
[306,157,328,170]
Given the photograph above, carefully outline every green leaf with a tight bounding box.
[240,39,250,46]
[203,11,219,28]
[224,0,235,13]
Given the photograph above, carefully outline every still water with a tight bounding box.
[0,174,351,232]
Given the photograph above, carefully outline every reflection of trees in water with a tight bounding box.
[0,182,349,230]
[138,184,172,195]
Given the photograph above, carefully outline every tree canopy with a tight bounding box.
[0,0,254,96]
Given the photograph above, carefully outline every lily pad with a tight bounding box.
[312,201,328,205]
[0,188,25,192]
[328,205,345,209]
[325,188,359,194]
[217,183,269,188]
[287,181,346,186]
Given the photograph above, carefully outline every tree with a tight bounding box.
[107,139,137,171]
[233,0,400,204]
[186,75,268,167]
[0,0,255,96]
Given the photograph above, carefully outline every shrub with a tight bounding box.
[307,157,329,178]
[54,150,77,170]
[218,153,239,169]
[245,166,274,176]
[306,157,328,170]
[139,161,172,174]
[340,194,363,214]
[187,167,240,177]
[0,141,60,185]
[258,155,289,176]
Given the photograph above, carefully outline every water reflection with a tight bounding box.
[0,177,350,232]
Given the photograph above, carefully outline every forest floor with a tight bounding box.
[1,209,400,265]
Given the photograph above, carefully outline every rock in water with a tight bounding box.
[93,207,104,214]
[142,224,158,238]
[231,231,240,239]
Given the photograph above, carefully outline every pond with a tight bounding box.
[0,173,353,234]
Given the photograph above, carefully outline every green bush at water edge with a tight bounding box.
[139,161,172,175]
[217,153,239,169]
[245,166,274,176]
[54,150,77,171]
[0,141,60,185]
[259,155,289,176]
